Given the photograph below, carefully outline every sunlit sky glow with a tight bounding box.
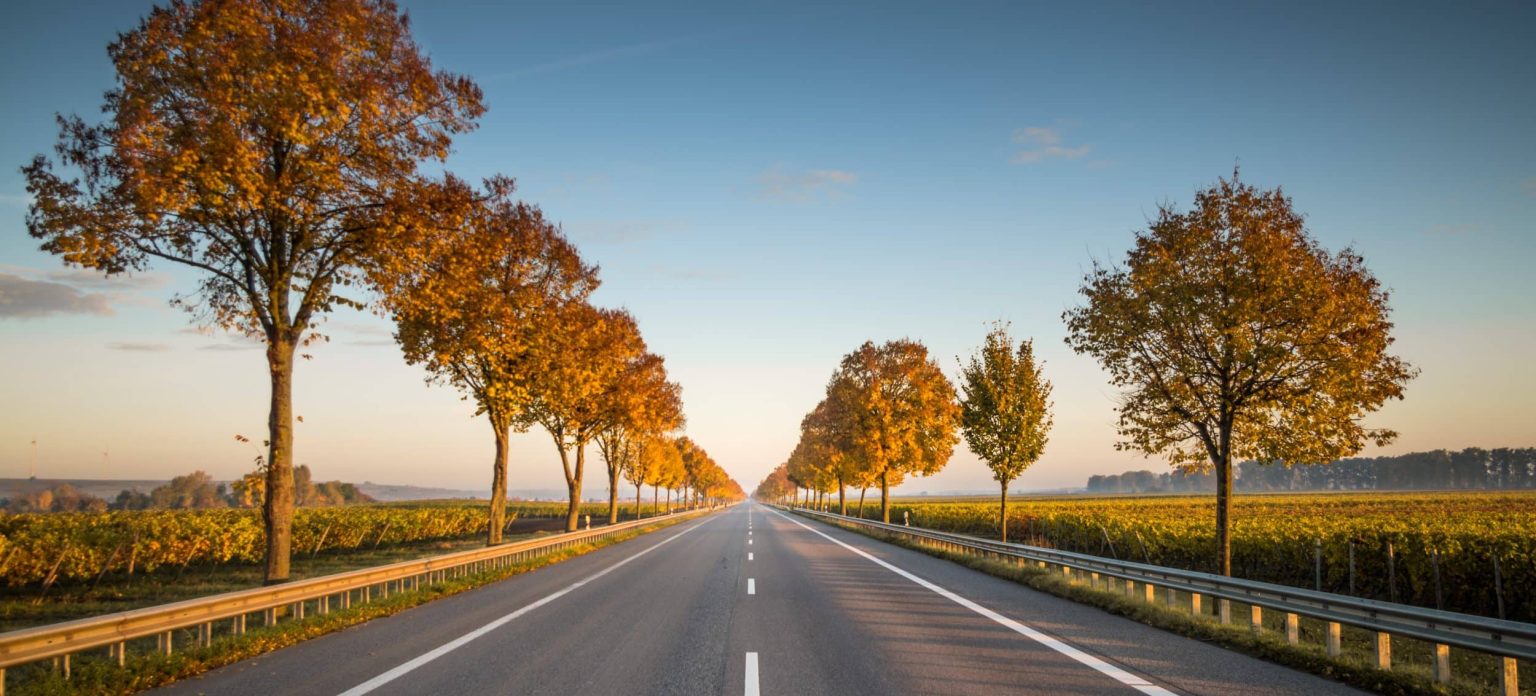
[1,1,1533,496]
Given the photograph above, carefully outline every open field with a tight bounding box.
[838,490,1536,622]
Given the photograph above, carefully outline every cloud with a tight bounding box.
[1011,126,1092,164]
[43,267,166,291]
[198,342,262,352]
[0,273,115,318]
[108,342,172,352]
[755,168,859,202]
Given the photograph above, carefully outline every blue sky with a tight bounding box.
[1,0,1533,496]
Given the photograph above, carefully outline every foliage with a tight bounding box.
[1063,172,1416,574]
[20,0,487,582]
[958,323,1053,541]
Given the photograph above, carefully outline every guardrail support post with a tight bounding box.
[1142,583,1155,604]
[234,613,246,636]
[61,654,70,680]
[111,641,125,666]
[1,666,6,696]
[1089,572,1100,590]
[158,630,173,656]
[198,621,211,647]
[1326,622,1341,656]
[1062,566,1072,584]
[1165,587,1178,609]
[1190,592,1202,616]
[1501,656,1519,696]
[1374,632,1391,669]
[1219,599,1231,625]
[1250,605,1263,633]
[1432,644,1451,684]
[265,607,277,626]
[1285,613,1299,645]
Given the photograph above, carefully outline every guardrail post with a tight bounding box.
[1090,572,1100,590]
[1190,592,1202,616]
[1250,605,1263,634]
[265,607,277,626]
[1061,566,1072,584]
[234,613,246,636]
[1165,586,1178,609]
[1326,622,1341,656]
[1285,613,1299,645]
[1,666,6,696]
[1219,599,1231,625]
[158,630,173,656]
[1374,632,1391,669]
[199,621,211,647]
[1431,644,1451,684]
[1501,656,1519,696]
[61,654,70,680]
[1142,582,1155,604]
[111,641,125,666]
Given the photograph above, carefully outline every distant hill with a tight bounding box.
[0,478,167,502]
[356,482,487,502]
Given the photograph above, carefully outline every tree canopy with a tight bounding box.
[958,323,1053,542]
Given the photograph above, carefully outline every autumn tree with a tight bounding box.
[596,352,684,523]
[383,191,596,544]
[958,323,1053,543]
[1064,173,1416,575]
[21,0,484,583]
[524,304,646,531]
[828,340,961,523]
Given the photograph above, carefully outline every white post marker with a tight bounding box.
[747,578,756,595]
[768,509,1177,696]
[745,652,760,696]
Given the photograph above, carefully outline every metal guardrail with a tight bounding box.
[785,506,1530,694]
[0,507,716,692]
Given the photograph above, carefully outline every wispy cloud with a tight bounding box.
[755,167,859,203]
[108,342,172,352]
[0,273,114,319]
[1011,126,1091,164]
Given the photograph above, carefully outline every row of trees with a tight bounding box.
[760,172,1415,576]
[21,0,739,582]
[757,326,1054,542]
[1091,448,1536,494]
[0,467,372,513]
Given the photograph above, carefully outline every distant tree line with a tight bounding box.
[0,466,374,513]
[1086,447,1536,494]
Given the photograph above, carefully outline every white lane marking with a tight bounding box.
[745,652,760,696]
[748,578,756,595]
[338,517,715,696]
[769,509,1177,696]
[748,552,754,561]
[749,539,753,545]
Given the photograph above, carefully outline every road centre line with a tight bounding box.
[745,652,760,696]
[337,516,715,696]
[749,552,754,561]
[769,509,1177,696]
[748,578,756,595]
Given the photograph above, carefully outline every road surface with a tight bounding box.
[155,503,1361,695]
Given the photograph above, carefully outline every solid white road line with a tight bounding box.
[749,552,754,561]
[748,578,756,595]
[745,652,760,696]
[769,509,1178,696]
[337,517,715,696]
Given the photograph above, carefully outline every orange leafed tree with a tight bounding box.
[1064,173,1416,575]
[597,352,684,523]
[382,186,597,544]
[827,340,961,523]
[21,0,483,582]
[523,304,647,531]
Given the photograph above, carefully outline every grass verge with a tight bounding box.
[5,516,694,696]
[811,515,1531,696]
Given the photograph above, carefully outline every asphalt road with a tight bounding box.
[155,503,1362,696]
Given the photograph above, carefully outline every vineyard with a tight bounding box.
[852,491,1536,622]
[0,501,674,587]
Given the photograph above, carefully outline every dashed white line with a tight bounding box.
[768,509,1178,696]
[337,516,715,696]
[748,552,754,561]
[747,578,756,595]
[745,652,760,696]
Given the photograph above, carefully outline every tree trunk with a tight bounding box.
[635,481,643,520]
[652,484,658,517]
[665,487,671,512]
[1215,444,1233,576]
[999,480,1009,544]
[837,476,846,515]
[880,470,891,524]
[857,487,867,518]
[262,339,297,584]
[562,441,585,532]
[607,460,620,525]
[487,421,510,545]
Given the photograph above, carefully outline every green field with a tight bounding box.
[838,490,1536,622]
